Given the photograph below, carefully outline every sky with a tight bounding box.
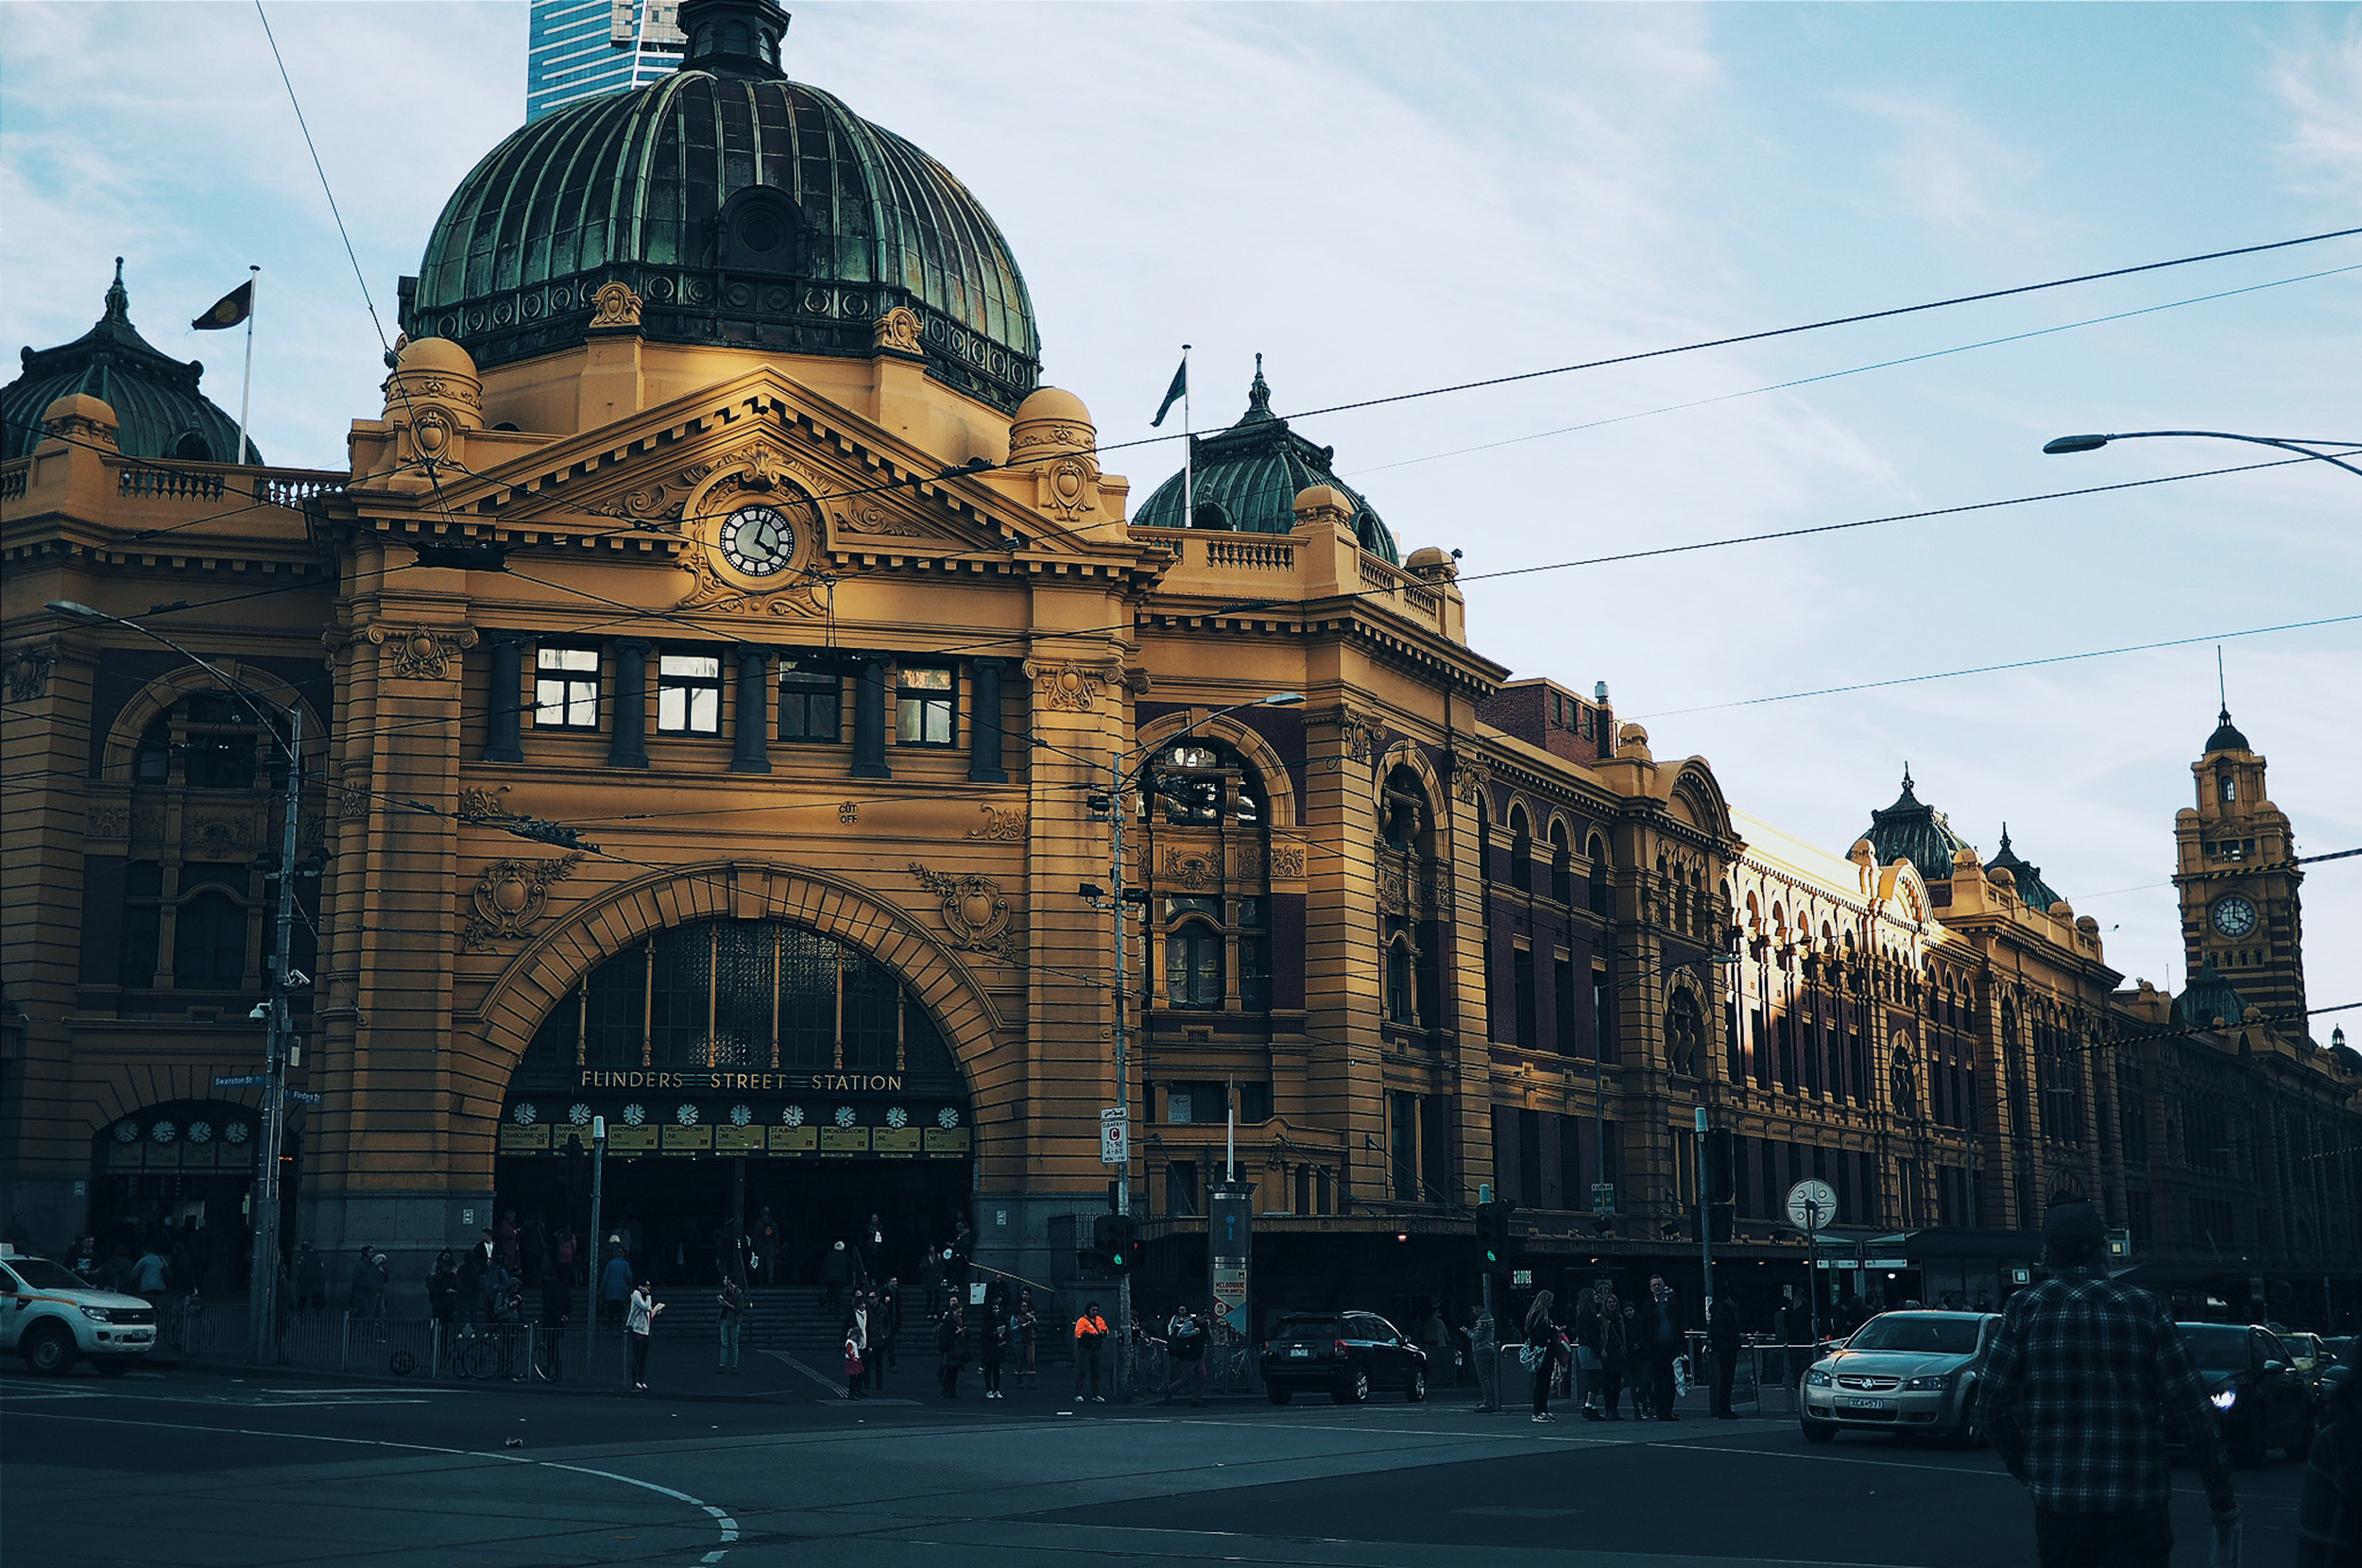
[4,2,2358,1027]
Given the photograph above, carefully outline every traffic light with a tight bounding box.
[1091,1212,1138,1274]
[1704,1127,1735,1206]
[1476,1200,1515,1267]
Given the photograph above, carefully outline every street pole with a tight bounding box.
[1696,1104,1712,1312]
[1806,1199,1823,1346]
[248,704,300,1365]
[587,1116,606,1376]
[1108,735,1133,1400]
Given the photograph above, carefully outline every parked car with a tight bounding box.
[1259,1310,1428,1405]
[2176,1322,2316,1467]
[1799,1310,1995,1445]
[0,1244,159,1375]
[2278,1330,2334,1387]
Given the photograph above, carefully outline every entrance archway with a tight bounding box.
[89,1099,298,1293]
[493,915,973,1290]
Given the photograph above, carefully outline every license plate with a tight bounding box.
[1290,1346,1309,1357]
[1845,1397,1888,1408]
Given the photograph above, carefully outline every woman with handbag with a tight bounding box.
[1569,1287,1601,1418]
[1522,1291,1561,1423]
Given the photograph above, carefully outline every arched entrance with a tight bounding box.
[493,915,973,1288]
[89,1099,299,1292]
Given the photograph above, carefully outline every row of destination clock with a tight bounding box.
[497,1099,969,1158]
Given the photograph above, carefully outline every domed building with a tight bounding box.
[2,260,261,464]
[402,0,1037,415]
[1132,359,1397,561]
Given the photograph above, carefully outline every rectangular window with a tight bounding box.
[1513,946,1537,1048]
[1593,968,1613,1062]
[535,645,601,728]
[777,668,841,742]
[1555,955,1577,1055]
[895,665,954,745]
[119,861,163,989]
[1392,1091,1419,1202]
[1167,1161,1200,1218]
[1518,1107,1544,1208]
[656,653,723,734]
[1240,934,1270,1011]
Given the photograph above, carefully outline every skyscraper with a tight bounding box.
[526,0,684,122]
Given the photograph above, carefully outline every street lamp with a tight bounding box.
[1032,689,1302,1397]
[49,600,307,1366]
[2041,429,2362,478]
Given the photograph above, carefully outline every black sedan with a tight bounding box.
[1259,1310,1428,1405]
[2178,1321,2317,1467]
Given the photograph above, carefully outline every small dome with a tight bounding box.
[2204,705,2250,754]
[1013,386,1090,427]
[1293,483,1351,516]
[1403,545,1457,581]
[2,259,259,464]
[1134,358,1397,561]
[397,336,478,377]
[42,391,118,429]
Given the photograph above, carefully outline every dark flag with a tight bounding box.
[1150,356,1188,427]
[192,281,253,331]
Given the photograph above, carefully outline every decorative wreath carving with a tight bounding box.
[6,644,55,703]
[590,281,644,330]
[872,306,923,354]
[463,853,582,951]
[1026,659,1116,714]
[1163,848,1219,891]
[967,806,1028,844]
[368,623,478,682]
[907,862,1012,957]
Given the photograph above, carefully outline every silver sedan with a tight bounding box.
[1799,1311,1997,1444]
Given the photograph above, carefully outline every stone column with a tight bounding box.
[608,639,651,769]
[851,657,891,779]
[482,633,526,763]
[967,658,1009,783]
[730,647,772,775]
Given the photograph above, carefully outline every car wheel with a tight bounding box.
[1268,1387,1292,1406]
[93,1356,135,1378]
[23,1323,76,1376]
[1336,1369,1370,1405]
[1800,1416,1838,1443]
[1406,1369,1427,1404]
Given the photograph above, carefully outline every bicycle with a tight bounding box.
[450,1330,493,1380]
[531,1324,566,1383]
[160,1293,213,1356]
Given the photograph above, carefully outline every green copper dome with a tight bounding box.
[1134,361,1398,563]
[1862,767,1974,887]
[1986,825,2063,912]
[405,11,1038,413]
[3,261,259,465]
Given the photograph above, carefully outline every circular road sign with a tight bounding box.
[1785,1177,1838,1234]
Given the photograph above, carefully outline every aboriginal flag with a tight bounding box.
[192,281,253,331]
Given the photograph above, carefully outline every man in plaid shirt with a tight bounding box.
[1977,1202,2238,1566]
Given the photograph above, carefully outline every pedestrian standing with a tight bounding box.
[873,1281,901,1391]
[982,1298,1010,1399]
[625,1275,662,1391]
[1644,1275,1685,1421]
[753,1207,779,1287]
[1073,1301,1110,1403]
[539,1253,573,1381]
[1467,1302,1499,1414]
[1164,1304,1208,1406]
[600,1240,632,1326]
[349,1247,385,1320]
[1523,1291,1562,1423]
[717,1272,746,1374]
[1015,1289,1039,1389]
[294,1243,326,1315]
[1707,1294,1741,1420]
[1977,1202,2238,1568]
[919,1242,945,1321]
[427,1249,458,1334]
[937,1303,967,1398]
[848,1293,870,1389]
[1596,1290,1629,1420]
[2295,1338,2361,1567]
[1620,1301,1648,1418]
[821,1240,851,1312]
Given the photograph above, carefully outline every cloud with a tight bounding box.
[2272,11,2362,192]
[1839,92,2049,243]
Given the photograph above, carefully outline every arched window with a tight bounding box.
[1586,833,1612,916]
[722,20,750,54]
[1508,806,1531,893]
[1165,916,1224,1010]
[1549,823,1572,904]
[1380,765,1430,853]
[1666,989,1705,1077]
[172,432,211,462]
[1149,740,1264,826]
[1190,501,1233,531]
[1891,1049,1918,1119]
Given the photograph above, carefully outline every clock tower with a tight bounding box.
[2173,707,2307,1031]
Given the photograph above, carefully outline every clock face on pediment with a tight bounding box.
[719,504,796,577]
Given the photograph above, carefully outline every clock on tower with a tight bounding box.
[2171,707,2307,1031]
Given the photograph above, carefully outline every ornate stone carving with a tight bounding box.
[457,785,523,824]
[583,461,722,525]
[872,306,923,354]
[409,408,457,463]
[6,644,55,703]
[1269,844,1306,879]
[186,814,261,855]
[908,862,1012,957]
[1452,762,1492,807]
[368,623,477,681]
[590,281,644,329]
[839,801,860,824]
[967,805,1027,843]
[462,853,582,951]
[1034,456,1098,520]
[1007,423,1087,455]
[832,502,925,537]
[674,470,832,618]
[131,803,168,841]
[86,802,130,839]
[1163,848,1219,891]
[1313,704,1378,767]
[1027,659,1116,714]
[336,776,372,820]
[1377,858,1409,915]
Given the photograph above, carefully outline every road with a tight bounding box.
[2,1363,2315,1567]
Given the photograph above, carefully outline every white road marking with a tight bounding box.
[9,1407,738,1565]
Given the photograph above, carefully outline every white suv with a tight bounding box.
[0,1244,159,1374]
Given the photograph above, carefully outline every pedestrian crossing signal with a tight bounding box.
[1476,1200,1514,1266]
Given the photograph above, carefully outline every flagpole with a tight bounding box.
[1180,343,1192,529]
[236,265,259,483]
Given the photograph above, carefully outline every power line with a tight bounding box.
[1627,612,2362,721]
